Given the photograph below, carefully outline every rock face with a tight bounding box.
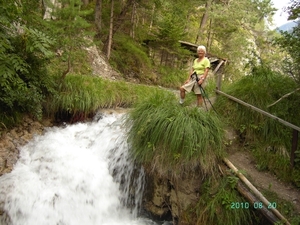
[0,116,53,176]
[142,166,203,225]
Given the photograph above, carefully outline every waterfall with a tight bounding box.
[0,113,157,225]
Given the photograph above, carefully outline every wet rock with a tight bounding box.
[143,167,203,224]
[0,116,53,176]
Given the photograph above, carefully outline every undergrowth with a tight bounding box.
[193,176,255,225]
[214,66,300,187]
[261,189,300,225]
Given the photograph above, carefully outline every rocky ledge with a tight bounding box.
[0,117,53,176]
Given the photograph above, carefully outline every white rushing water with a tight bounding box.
[0,113,157,225]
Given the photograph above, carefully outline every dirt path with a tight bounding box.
[227,151,300,213]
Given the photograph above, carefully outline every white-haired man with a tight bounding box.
[179,45,210,106]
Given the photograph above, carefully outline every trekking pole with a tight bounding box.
[199,85,209,111]
[199,85,218,114]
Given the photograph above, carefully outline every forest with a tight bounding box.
[1,0,299,120]
[1,0,300,224]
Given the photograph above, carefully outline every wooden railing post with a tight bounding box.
[291,129,299,168]
[214,60,224,91]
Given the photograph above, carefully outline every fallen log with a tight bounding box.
[223,157,291,225]
[237,181,278,224]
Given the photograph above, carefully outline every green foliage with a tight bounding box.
[156,66,187,88]
[206,0,277,79]
[261,189,300,225]
[252,143,292,181]
[215,66,299,135]
[275,23,300,84]
[274,0,300,84]
[154,5,185,47]
[43,0,94,77]
[286,0,300,20]
[0,1,56,127]
[45,74,168,121]
[110,34,153,81]
[126,92,225,177]
[47,47,92,77]
[195,177,253,225]
[214,66,300,185]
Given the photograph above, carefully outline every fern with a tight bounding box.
[25,27,55,58]
[0,5,57,126]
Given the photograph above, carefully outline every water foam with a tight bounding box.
[0,113,156,225]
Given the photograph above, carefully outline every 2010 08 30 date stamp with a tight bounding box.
[230,202,277,209]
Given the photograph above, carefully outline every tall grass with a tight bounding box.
[125,91,225,177]
[214,66,300,186]
[45,74,168,120]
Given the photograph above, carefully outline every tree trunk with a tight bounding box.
[206,19,213,51]
[107,0,114,60]
[195,0,212,44]
[95,0,102,37]
[82,0,89,6]
[149,4,155,33]
[102,0,134,53]
[130,0,136,39]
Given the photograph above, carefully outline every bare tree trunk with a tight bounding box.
[102,0,134,53]
[149,4,155,33]
[206,19,213,52]
[195,0,212,44]
[130,0,137,38]
[95,0,102,37]
[107,0,114,60]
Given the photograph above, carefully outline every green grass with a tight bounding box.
[125,91,225,178]
[261,189,300,225]
[214,66,300,186]
[187,176,254,225]
[124,90,259,225]
[45,74,168,120]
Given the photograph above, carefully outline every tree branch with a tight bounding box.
[267,87,300,108]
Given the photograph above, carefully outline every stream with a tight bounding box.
[0,113,161,225]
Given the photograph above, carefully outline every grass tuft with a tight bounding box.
[125,92,225,178]
[45,74,168,122]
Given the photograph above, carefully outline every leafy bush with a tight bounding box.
[0,17,56,127]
